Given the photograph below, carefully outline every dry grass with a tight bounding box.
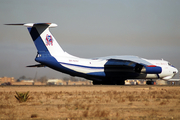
[0,86,180,119]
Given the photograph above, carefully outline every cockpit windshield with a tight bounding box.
[168,62,174,67]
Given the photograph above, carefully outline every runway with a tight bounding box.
[0,84,179,92]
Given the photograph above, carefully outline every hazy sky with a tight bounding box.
[0,0,180,79]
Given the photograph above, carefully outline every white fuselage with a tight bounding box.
[53,54,178,80]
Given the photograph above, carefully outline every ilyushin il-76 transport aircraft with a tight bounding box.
[6,23,178,85]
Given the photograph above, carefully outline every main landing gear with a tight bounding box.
[146,79,155,85]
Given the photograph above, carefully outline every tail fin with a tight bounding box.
[6,23,67,57]
[24,23,65,56]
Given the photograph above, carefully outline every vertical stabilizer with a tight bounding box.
[24,23,66,56]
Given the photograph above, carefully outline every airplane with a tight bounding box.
[6,23,178,85]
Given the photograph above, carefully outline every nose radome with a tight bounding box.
[173,68,178,74]
[175,68,178,74]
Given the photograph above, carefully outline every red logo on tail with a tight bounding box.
[46,34,53,46]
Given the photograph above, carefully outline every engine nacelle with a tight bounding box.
[141,65,162,74]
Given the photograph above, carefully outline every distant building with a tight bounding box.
[16,78,33,82]
[125,80,146,85]
[47,79,63,85]
[0,77,15,83]
[167,79,180,85]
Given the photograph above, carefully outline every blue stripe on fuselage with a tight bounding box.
[35,56,105,78]
[59,62,104,69]
[59,62,105,76]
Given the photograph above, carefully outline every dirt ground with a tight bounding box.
[0,85,180,120]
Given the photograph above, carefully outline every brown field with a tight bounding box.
[0,85,180,120]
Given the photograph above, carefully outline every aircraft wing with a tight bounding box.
[104,57,162,74]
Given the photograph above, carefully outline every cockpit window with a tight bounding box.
[168,62,174,67]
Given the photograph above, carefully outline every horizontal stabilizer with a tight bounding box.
[26,64,46,67]
[4,23,25,26]
[5,23,57,28]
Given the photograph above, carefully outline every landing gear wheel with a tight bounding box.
[146,81,154,85]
